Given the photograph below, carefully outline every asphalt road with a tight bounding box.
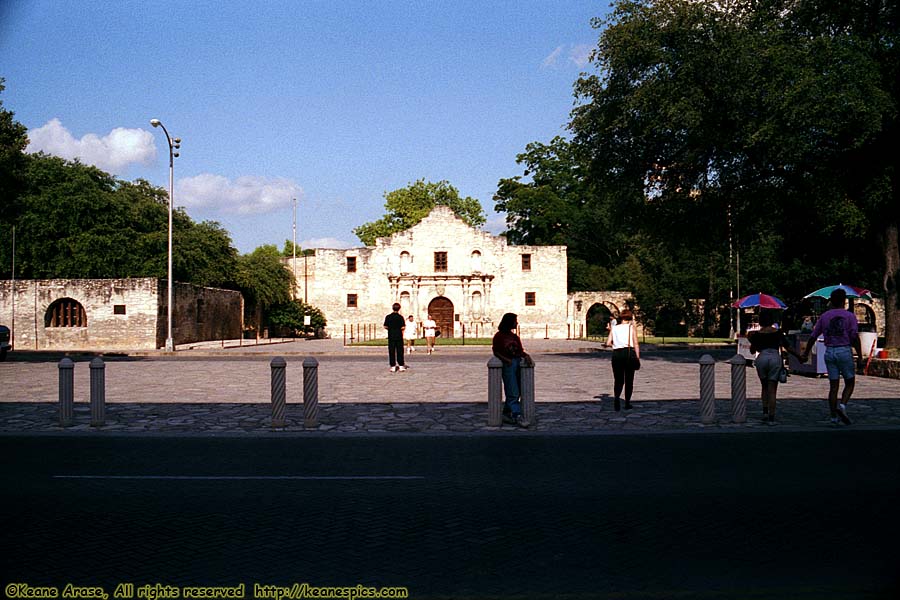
[2,432,899,599]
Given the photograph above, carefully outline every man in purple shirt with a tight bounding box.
[801,288,863,425]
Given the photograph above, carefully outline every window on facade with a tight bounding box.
[113,304,126,315]
[347,294,358,308]
[347,257,357,273]
[471,250,482,272]
[45,298,87,328]
[434,251,448,272]
[522,253,532,271]
[525,292,536,306]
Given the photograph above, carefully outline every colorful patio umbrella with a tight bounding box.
[804,284,873,301]
[732,293,787,309]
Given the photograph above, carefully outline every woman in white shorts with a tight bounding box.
[423,314,437,355]
[404,315,417,354]
[748,311,801,424]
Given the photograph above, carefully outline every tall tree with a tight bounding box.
[235,245,292,333]
[354,179,486,246]
[0,79,29,224]
[568,0,898,341]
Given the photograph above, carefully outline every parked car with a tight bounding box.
[0,325,10,361]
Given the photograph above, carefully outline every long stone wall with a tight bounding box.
[0,278,243,351]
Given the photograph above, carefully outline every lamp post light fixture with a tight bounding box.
[150,119,181,352]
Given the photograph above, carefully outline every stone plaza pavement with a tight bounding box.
[2,338,900,434]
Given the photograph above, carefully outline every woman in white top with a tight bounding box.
[605,309,640,411]
[404,315,417,354]
[423,314,437,355]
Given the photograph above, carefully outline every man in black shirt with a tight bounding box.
[383,302,407,372]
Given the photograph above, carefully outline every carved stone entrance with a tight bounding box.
[428,297,454,339]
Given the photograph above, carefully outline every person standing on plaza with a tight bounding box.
[404,315,418,354]
[423,313,437,355]
[492,312,532,428]
[749,310,802,424]
[383,302,407,372]
[801,288,863,425]
[605,310,640,411]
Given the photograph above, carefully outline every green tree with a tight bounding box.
[354,179,486,246]
[235,245,292,333]
[0,79,29,224]
[267,299,327,337]
[566,0,898,340]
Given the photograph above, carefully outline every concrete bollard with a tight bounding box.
[59,358,74,427]
[487,357,503,427]
[727,354,747,424]
[699,354,716,424]
[521,362,535,426]
[90,357,106,427]
[271,357,286,428]
[303,357,319,428]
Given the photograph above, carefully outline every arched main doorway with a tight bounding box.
[428,297,454,339]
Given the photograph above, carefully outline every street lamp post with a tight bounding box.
[150,119,180,352]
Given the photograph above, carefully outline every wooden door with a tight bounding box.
[428,297,455,339]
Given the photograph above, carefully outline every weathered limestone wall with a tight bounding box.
[0,278,243,351]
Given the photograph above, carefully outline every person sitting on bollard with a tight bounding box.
[492,312,533,428]
[605,309,640,411]
[749,310,801,424]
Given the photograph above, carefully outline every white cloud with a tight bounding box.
[569,44,593,68]
[542,44,595,70]
[301,237,354,249]
[176,173,302,215]
[26,118,156,174]
[542,45,564,68]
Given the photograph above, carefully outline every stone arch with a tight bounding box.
[45,298,87,328]
[568,291,638,339]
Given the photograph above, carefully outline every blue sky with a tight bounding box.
[1,1,608,253]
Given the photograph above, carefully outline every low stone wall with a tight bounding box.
[865,358,900,380]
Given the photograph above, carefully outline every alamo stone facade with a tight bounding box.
[285,206,636,340]
[0,278,243,351]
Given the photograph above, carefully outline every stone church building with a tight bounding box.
[286,206,633,340]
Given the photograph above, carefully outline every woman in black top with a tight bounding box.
[748,311,801,424]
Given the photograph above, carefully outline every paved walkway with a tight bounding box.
[2,339,900,434]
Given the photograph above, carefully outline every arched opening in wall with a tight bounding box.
[471,250,482,272]
[45,298,87,328]
[399,291,411,315]
[428,296,454,339]
[470,291,483,318]
[586,303,612,340]
[400,251,411,273]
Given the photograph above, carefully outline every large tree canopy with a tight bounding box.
[354,179,486,246]
[499,0,899,342]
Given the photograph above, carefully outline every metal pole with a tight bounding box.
[303,357,319,428]
[58,358,74,427]
[699,354,716,424]
[90,357,106,427]
[271,357,286,428]
[727,354,747,423]
[292,198,297,301]
[487,357,503,427]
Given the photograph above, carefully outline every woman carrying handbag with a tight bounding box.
[605,310,641,411]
